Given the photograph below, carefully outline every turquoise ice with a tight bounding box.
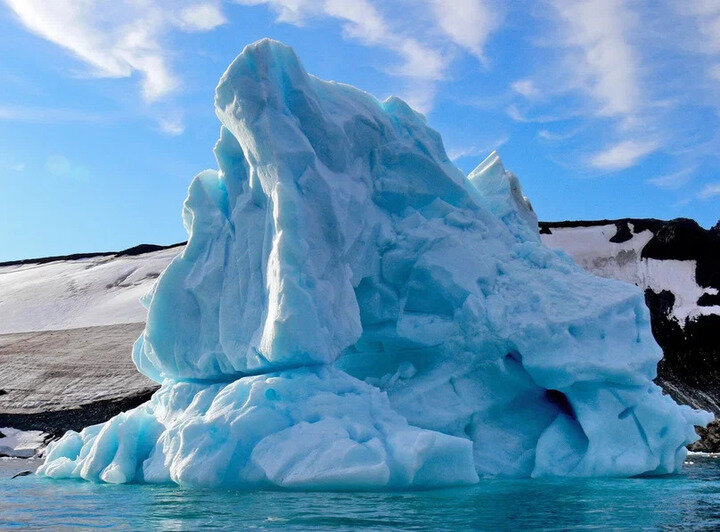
[39,39,710,488]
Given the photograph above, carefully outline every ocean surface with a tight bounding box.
[2,455,720,530]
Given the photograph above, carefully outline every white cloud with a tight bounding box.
[427,0,497,60]
[5,0,500,115]
[158,117,186,136]
[646,168,694,189]
[684,1,720,54]
[549,0,640,118]
[682,2,720,112]
[511,79,540,99]
[234,0,309,23]
[589,140,658,170]
[527,2,672,172]
[505,104,576,124]
[698,182,720,199]
[234,0,501,110]
[447,134,509,161]
[177,4,227,31]
[236,0,446,81]
[322,0,444,81]
[537,128,579,142]
[400,83,437,115]
[4,1,226,102]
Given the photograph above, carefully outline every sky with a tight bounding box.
[0,0,719,262]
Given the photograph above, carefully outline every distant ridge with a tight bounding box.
[7,218,716,269]
[0,242,186,268]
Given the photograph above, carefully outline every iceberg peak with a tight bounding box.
[469,150,538,239]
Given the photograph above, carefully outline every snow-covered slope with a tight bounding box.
[0,244,181,456]
[0,245,181,334]
[540,220,719,323]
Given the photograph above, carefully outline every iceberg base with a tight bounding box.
[38,367,479,489]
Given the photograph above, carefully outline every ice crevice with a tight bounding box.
[39,39,711,489]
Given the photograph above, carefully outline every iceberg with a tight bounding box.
[39,39,710,488]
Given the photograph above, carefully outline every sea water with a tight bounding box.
[3,455,720,529]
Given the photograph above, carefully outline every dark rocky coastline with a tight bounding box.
[0,388,158,438]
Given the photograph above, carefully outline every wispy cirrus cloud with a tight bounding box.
[4,0,500,116]
[646,168,695,190]
[3,0,226,103]
[507,0,720,185]
[447,134,509,161]
[698,182,720,200]
[3,0,717,203]
[157,116,185,136]
[506,104,579,124]
[177,3,227,31]
[537,128,581,142]
[682,2,720,54]
[549,0,640,119]
[509,1,663,173]
[427,0,498,62]
[235,0,443,81]
[588,140,659,171]
[233,0,499,111]
[511,79,540,99]
[548,0,662,170]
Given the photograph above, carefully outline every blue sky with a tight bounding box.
[0,0,718,262]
